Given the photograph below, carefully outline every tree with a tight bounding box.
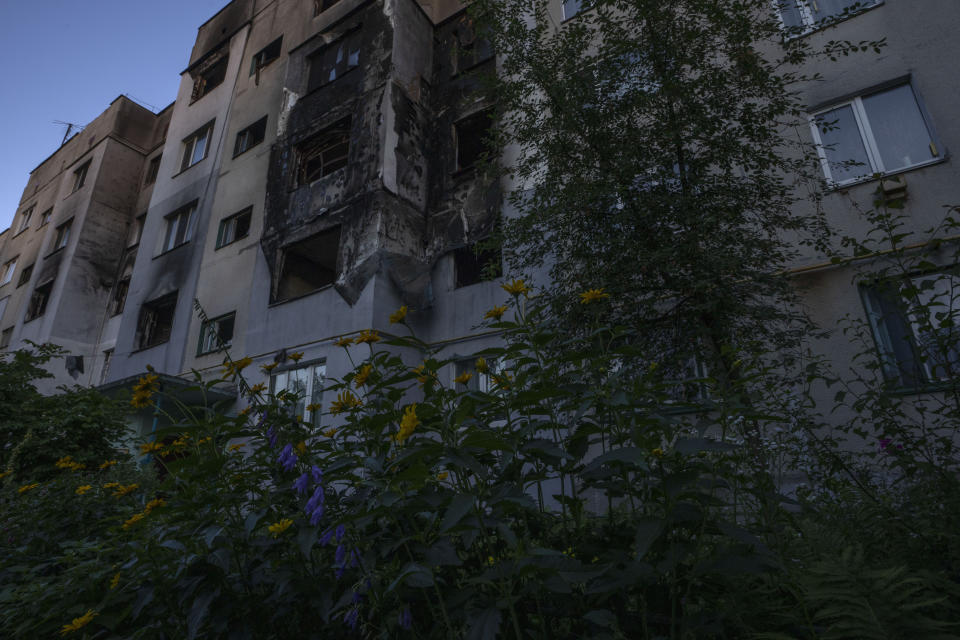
[470,0,882,404]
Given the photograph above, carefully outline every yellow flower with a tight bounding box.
[395,404,419,443]
[0,470,11,480]
[334,335,354,348]
[197,436,212,445]
[268,518,294,538]
[239,406,252,417]
[229,443,244,452]
[75,485,93,495]
[296,441,308,455]
[454,371,473,385]
[144,498,166,513]
[389,305,408,324]
[55,456,75,469]
[579,288,610,304]
[113,483,139,497]
[484,305,508,321]
[60,609,97,636]
[139,441,165,455]
[249,383,267,394]
[330,390,362,415]
[103,482,120,489]
[355,330,380,345]
[475,357,489,374]
[492,372,513,389]
[487,556,495,566]
[18,483,39,494]
[261,362,278,373]
[651,447,664,458]
[122,513,145,530]
[288,351,304,363]
[501,279,531,297]
[306,403,322,412]
[436,471,449,481]
[354,364,373,388]
[67,462,86,472]
[99,460,118,470]
[110,572,121,590]
[323,428,338,438]
[130,373,160,408]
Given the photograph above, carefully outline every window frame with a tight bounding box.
[160,202,198,254]
[250,36,283,76]
[0,327,12,350]
[16,263,33,288]
[52,219,73,253]
[809,81,942,186]
[135,291,179,351]
[190,52,229,103]
[38,208,53,228]
[270,359,327,428]
[216,207,252,249]
[306,29,361,93]
[0,257,17,286]
[144,155,162,185]
[453,243,502,289]
[197,311,236,356]
[24,278,54,323]
[71,161,91,194]
[295,118,351,187]
[233,116,268,158]
[180,121,215,172]
[778,0,882,32]
[453,109,494,173]
[313,0,342,16]
[16,205,34,234]
[274,226,341,303]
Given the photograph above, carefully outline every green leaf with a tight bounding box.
[466,607,502,640]
[584,609,617,629]
[634,518,664,559]
[187,587,220,639]
[297,525,318,559]
[441,494,475,532]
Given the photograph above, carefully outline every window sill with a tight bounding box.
[44,247,65,260]
[304,65,358,99]
[171,160,207,179]
[22,315,44,325]
[215,234,249,251]
[825,157,947,192]
[232,143,262,159]
[885,380,960,397]
[131,341,170,355]
[269,283,334,307]
[13,229,29,238]
[154,242,191,259]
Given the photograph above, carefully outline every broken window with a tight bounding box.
[234,116,267,157]
[145,155,162,185]
[24,279,53,322]
[16,205,34,234]
[0,327,11,350]
[180,121,214,172]
[112,278,130,316]
[161,202,197,253]
[101,349,113,384]
[71,161,90,193]
[296,118,351,185]
[453,19,493,74]
[307,31,361,92]
[53,220,72,252]
[250,36,283,76]
[276,227,340,302]
[271,361,326,428]
[1,258,17,286]
[190,51,228,102]
[16,263,33,288]
[39,208,52,227]
[136,291,178,350]
[198,312,235,355]
[454,110,494,172]
[216,207,252,249]
[454,243,502,289]
[313,0,342,16]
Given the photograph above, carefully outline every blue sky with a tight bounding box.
[0,1,231,231]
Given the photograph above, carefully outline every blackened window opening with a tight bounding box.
[454,244,502,288]
[455,110,493,172]
[234,116,268,157]
[297,118,351,185]
[136,292,178,350]
[25,280,53,322]
[307,31,360,92]
[276,227,340,302]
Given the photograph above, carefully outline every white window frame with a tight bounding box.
[161,202,198,253]
[53,220,72,252]
[809,83,940,186]
[16,206,34,234]
[197,312,235,355]
[1,258,17,286]
[180,121,214,172]
[271,361,327,428]
[777,0,881,31]
[71,161,90,193]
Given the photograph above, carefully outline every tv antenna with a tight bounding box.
[53,120,84,146]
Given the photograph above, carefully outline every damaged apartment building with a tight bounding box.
[1,0,959,434]
[0,0,505,426]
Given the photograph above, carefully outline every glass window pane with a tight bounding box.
[309,364,326,428]
[815,105,872,183]
[192,131,208,165]
[907,274,960,380]
[562,0,583,19]
[811,0,864,21]
[861,85,934,173]
[779,0,806,29]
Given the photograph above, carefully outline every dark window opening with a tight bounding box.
[307,31,360,92]
[216,207,252,248]
[198,312,236,355]
[191,54,228,102]
[25,280,53,322]
[112,278,130,316]
[453,19,494,74]
[72,161,90,193]
[454,243,502,288]
[314,0,342,16]
[39,208,52,227]
[297,118,351,185]
[53,220,72,252]
[17,264,33,288]
[250,36,283,76]
[276,227,340,302]
[145,156,161,185]
[455,110,493,172]
[0,328,12,350]
[136,291,178,350]
[161,202,198,253]
[128,214,146,248]
[234,116,268,157]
